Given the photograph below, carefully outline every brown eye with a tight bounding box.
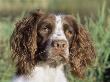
[41,24,51,33]
[63,24,73,38]
[63,24,72,34]
[65,29,72,36]
[42,26,49,32]
[65,30,73,40]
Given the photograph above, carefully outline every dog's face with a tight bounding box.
[37,14,76,65]
[11,10,95,77]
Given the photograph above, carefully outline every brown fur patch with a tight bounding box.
[10,10,43,75]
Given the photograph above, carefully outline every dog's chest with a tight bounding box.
[13,65,68,82]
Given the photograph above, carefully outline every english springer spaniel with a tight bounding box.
[10,10,95,82]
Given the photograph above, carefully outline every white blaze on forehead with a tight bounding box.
[51,15,67,41]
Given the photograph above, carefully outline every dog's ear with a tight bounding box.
[68,16,96,78]
[10,9,44,75]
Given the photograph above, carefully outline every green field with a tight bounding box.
[0,0,110,82]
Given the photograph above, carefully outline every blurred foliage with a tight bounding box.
[0,20,14,82]
[0,0,110,82]
[0,0,110,19]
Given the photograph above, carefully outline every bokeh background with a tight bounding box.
[0,0,110,82]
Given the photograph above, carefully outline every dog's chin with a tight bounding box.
[37,54,68,67]
[46,56,66,67]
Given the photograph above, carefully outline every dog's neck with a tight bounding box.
[12,64,68,82]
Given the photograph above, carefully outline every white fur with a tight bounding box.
[12,65,68,82]
[51,15,67,41]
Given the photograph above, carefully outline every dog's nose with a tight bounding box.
[52,40,67,50]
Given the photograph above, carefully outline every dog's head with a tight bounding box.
[10,10,95,78]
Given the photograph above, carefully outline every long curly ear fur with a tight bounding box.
[10,10,44,75]
[69,18,95,78]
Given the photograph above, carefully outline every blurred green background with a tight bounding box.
[0,0,110,82]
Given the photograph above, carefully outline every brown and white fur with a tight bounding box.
[10,10,95,82]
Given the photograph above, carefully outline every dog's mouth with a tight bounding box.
[36,49,69,66]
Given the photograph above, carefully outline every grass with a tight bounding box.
[0,0,110,82]
[0,19,15,82]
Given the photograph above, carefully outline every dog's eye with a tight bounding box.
[42,26,49,32]
[41,24,51,33]
[65,29,72,38]
[63,24,73,38]
[64,24,72,33]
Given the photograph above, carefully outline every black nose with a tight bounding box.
[52,40,67,50]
